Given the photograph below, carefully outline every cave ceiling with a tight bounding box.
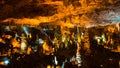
[0,0,120,26]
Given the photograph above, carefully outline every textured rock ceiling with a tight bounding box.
[0,0,120,26]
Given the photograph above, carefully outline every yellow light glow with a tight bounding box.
[42,41,54,55]
[0,61,4,65]
[11,39,20,48]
